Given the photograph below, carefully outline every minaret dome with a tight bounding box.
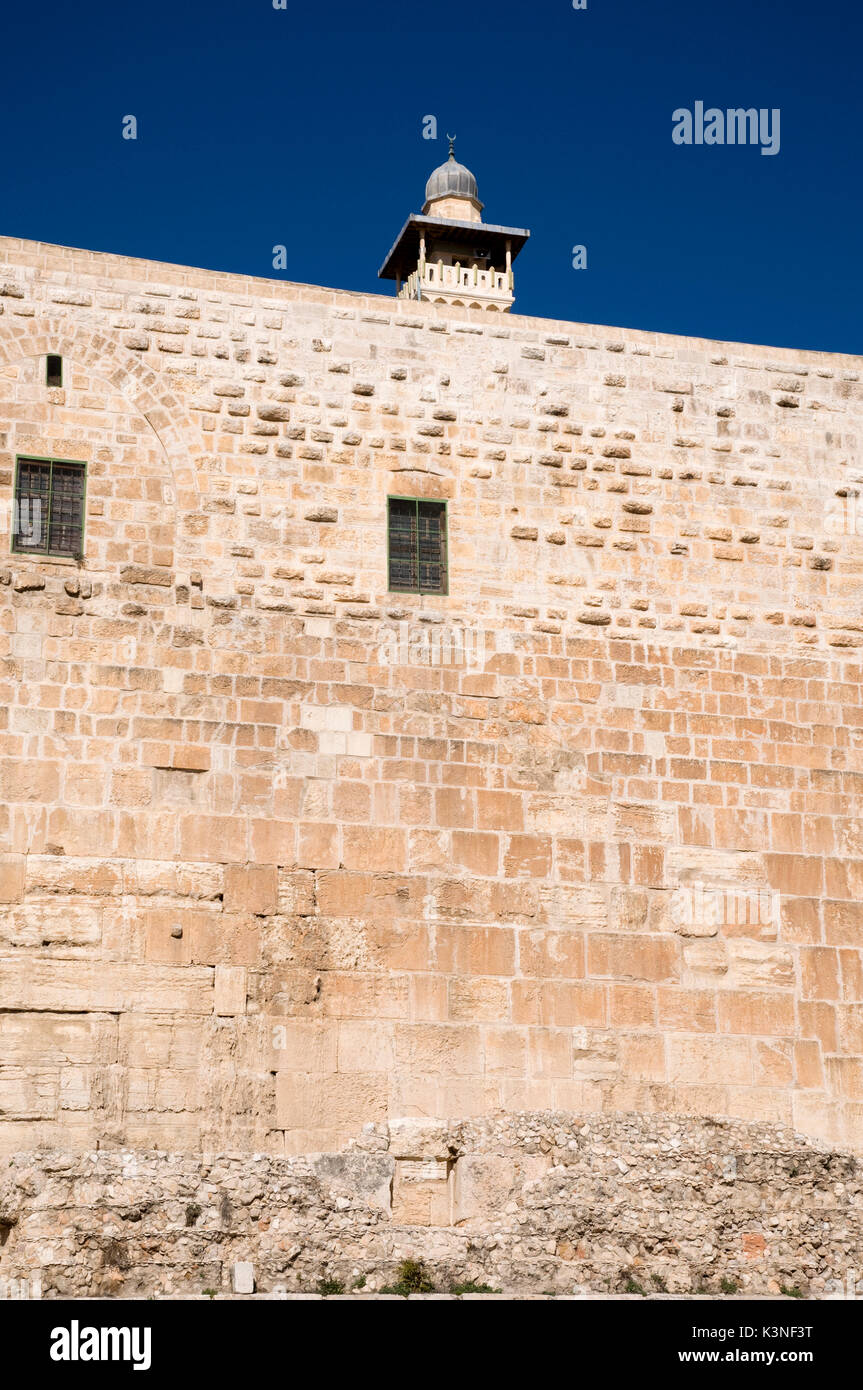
[423,139,483,223]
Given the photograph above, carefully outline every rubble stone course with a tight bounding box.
[0,1114,858,1298]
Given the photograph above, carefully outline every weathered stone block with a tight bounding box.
[214,965,247,1016]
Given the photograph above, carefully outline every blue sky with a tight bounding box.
[3,0,860,352]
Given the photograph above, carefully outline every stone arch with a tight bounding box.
[0,315,203,511]
[0,349,183,572]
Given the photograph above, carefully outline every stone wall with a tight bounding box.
[0,235,862,1157]
[0,1115,859,1298]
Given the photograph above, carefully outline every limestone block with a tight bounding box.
[2,1014,117,1067]
[394,1024,483,1077]
[447,977,509,1022]
[275,1073,387,1130]
[300,704,352,733]
[24,857,123,896]
[726,941,794,989]
[0,1118,98,1156]
[0,857,26,903]
[0,960,215,1014]
[336,1021,394,1073]
[296,823,339,870]
[483,1027,528,1077]
[0,900,102,949]
[716,989,794,1037]
[214,965,247,1016]
[119,1016,203,1068]
[388,1116,451,1160]
[392,1158,451,1225]
[276,869,316,915]
[666,1035,752,1086]
[311,1152,393,1211]
[0,1069,59,1120]
[58,1066,94,1111]
[232,1262,255,1294]
[267,1019,338,1073]
[450,1153,549,1226]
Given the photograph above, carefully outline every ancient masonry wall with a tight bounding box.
[0,1115,860,1298]
[0,235,862,1161]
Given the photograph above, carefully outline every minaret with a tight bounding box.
[378,137,530,312]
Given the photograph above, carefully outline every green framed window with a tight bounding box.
[12,456,86,559]
[387,496,448,595]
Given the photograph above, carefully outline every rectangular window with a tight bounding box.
[387,497,447,594]
[12,456,86,558]
[46,355,63,388]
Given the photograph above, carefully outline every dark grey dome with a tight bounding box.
[425,152,481,207]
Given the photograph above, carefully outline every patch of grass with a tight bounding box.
[624,1277,646,1296]
[381,1259,436,1297]
[781,1284,803,1299]
[450,1280,500,1296]
[399,1259,435,1293]
[351,1275,366,1290]
[651,1274,667,1292]
[721,1277,739,1294]
[316,1278,345,1297]
[202,1288,217,1299]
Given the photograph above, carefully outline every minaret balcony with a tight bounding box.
[399,261,515,310]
